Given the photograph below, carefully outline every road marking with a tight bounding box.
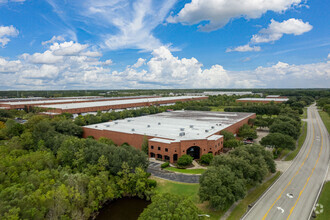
[286,110,324,219]
[277,207,284,213]
[262,110,315,220]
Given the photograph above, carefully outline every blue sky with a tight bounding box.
[0,0,329,90]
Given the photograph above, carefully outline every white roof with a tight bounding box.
[38,96,205,110]
[238,98,288,102]
[84,110,254,142]
[0,99,93,106]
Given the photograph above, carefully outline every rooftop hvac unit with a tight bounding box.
[205,129,209,133]
[147,125,150,128]
[211,126,215,129]
[179,132,185,136]
[95,126,98,128]
[127,119,131,122]
[131,128,135,132]
[158,122,161,125]
[190,125,194,128]
[180,128,185,131]
[115,122,118,124]
[105,125,110,127]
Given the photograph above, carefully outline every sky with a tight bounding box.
[0,0,329,90]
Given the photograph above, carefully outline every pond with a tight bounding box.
[95,197,151,220]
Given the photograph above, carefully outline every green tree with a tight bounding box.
[199,165,246,210]
[269,122,299,139]
[220,130,235,141]
[141,136,149,155]
[200,153,213,165]
[238,124,257,139]
[138,193,199,220]
[260,132,296,155]
[177,155,193,167]
[223,139,242,148]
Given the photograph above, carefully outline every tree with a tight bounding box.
[177,155,193,167]
[238,124,257,139]
[220,130,235,141]
[199,165,246,210]
[223,139,242,148]
[260,132,295,154]
[138,193,199,220]
[269,122,299,139]
[200,153,213,165]
[141,136,149,155]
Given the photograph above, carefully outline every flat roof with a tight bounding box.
[0,95,158,106]
[237,98,288,101]
[84,110,254,142]
[38,96,205,110]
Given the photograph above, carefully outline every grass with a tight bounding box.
[285,121,308,161]
[227,171,282,220]
[315,182,330,220]
[151,177,227,219]
[318,111,330,134]
[301,107,307,119]
[164,167,206,174]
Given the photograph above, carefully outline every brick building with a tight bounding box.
[236,97,289,103]
[83,111,256,163]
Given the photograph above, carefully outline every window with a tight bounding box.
[158,147,161,151]
[165,148,168,152]
[151,145,154,149]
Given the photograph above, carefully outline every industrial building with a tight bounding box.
[38,96,207,115]
[0,96,159,110]
[83,110,256,163]
[236,97,289,103]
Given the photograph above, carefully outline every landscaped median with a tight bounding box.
[227,171,282,220]
[164,167,206,174]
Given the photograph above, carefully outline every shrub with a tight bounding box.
[177,155,193,167]
[161,162,170,169]
[200,153,213,165]
[147,179,157,188]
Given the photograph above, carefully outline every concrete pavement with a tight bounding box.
[242,105,330,220]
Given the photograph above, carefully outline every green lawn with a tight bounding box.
[319,111,330,134]
[301,107,307,119]
[285,121,307,161]
[151,177,227,219]
[227,171,282,220]
[164,167,206,174]
[315,182,330,220]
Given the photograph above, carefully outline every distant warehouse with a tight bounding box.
[0,96,159,110]
[236,98,289,103]
[38,96,208,115]
[83,110,256,163]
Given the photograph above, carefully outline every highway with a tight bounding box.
[242,105,330,220]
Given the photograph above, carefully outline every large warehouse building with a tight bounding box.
[38,96,207,114]
[0,96,159,110]
[236,97,289,103]
[83,111,256,163]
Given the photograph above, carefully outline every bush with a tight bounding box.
[147,179,157,188]
[177,155,193,167]
[161,162,170,169]
[200,153,213,165]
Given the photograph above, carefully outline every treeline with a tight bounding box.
[199,145,275,210]
[0,115,154,219]
[317,97,330,116]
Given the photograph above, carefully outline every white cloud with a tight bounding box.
[42,35,65,45]
[0,25,19,47]
[1,44,329,89]
[50,41,89,56]
[228,18,313,52]
[168,0,302,31]
[226,44,261,52]
[251,18,313,43]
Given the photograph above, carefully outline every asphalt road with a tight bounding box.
[242,105,330,220]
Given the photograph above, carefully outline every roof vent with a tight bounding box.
[95,126,98,128]
[180,128,185,131]
[131,128,135,132]
[127,119,131,122]
[158,122,161,125]
[205,129,209,133]
[106,125,110,127]
[147,125,150,128]
[115,122,118,124]
[179,132,185,136]
[190,125,194,128]
[211,126,215,129]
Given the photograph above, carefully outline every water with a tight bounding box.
[95,197,151,220]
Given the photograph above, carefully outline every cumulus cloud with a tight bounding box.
[228,18,312,52]
[251,18,313,43]
[0,25,19,47]
[1,44,329,90]
[168,0,302,31]
[226,44,261,52]
[42,35,65,45]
